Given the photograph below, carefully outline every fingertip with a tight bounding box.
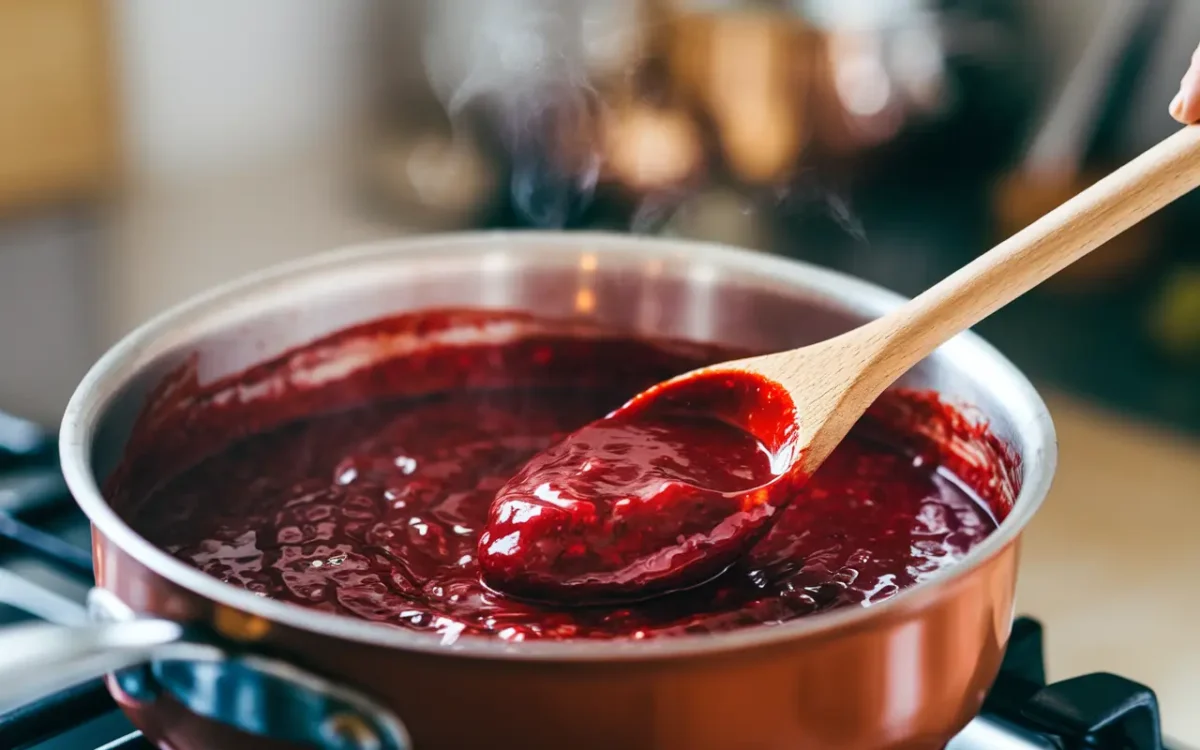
[1173,45,1200,124]
[1170,92,1185,122]
[1181,93,1200,125]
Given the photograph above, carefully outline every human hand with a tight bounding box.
[1170,43,1200,123]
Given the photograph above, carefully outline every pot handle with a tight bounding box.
[0,590,411,750]
[0,618,195,705]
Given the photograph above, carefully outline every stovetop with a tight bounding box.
[0,408,1182,750]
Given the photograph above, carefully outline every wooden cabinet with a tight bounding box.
[0,0,116,213]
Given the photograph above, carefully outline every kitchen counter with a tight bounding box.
[1021,391,1200,745]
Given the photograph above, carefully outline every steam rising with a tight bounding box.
[423,0,604,227]
[506,86,602,228]
[422,0,869,242]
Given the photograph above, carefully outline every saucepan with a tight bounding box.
[0,232,1054,749]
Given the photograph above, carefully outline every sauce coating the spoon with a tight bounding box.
[479,372,799,603]
[113,310,1016,642]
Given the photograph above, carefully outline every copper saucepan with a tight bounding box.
[0,232,1055,749]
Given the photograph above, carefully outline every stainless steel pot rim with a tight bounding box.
[60,231,1056,662]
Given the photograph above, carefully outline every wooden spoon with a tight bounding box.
[478,125,1200,605]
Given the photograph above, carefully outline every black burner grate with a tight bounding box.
[979,617,1165,750]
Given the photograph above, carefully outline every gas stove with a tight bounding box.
[0,409,1179,750]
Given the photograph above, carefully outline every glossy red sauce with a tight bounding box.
[113,310,1019,642]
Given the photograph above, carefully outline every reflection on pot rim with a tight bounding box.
[59,231,1056,661]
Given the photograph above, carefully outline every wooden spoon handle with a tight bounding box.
[869,124,1200,384]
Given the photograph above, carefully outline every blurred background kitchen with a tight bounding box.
[0,0,1198,742]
